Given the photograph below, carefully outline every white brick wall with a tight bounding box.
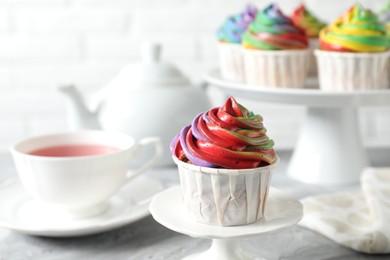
[0,0,390,151]
[0,34,80,59]
[15,7,129,33]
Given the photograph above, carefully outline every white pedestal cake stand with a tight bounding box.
[205,69,390,185]
[149,186,303,260]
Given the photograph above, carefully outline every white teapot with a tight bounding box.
[60,43,210,166]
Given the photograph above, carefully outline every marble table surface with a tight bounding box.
[1,149,390,260]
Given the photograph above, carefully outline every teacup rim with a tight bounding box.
[11,130,135,161]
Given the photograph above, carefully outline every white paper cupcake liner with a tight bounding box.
[315,50,390,91]
[243,48,309,88]
[173,156,279,226]
[218,42,245,83]
[308,38,319,77]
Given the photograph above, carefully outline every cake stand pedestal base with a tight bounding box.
[149,186,303,260]
[288,106,369,185]
[183,239,261,260]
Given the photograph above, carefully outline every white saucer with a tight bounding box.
[150,186,303,239]
[0,175,164,237]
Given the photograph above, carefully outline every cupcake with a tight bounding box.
[316,4,390,91]
[242,3,309,88]
[217,4,257,82]
[170,97,278,226]
[292,4,326,76]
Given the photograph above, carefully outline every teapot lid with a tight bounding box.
[139,42,190,86]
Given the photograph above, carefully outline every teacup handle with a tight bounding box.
[126,137,163,180]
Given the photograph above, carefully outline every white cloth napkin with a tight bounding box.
[299,167,390,254]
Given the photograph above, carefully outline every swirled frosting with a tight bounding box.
[291,4,326,38]
[242,3,308,50]
[217,4,257,44]
[170,97,276,169]
[320,4,389,52]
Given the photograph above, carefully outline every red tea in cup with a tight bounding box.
[28,144,120,157]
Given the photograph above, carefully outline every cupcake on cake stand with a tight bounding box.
[152,97,303,259]
[149,186,303,260]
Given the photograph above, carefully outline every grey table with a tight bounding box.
[1,149,390,260]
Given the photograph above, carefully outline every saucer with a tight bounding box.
[0,175,164,237]
[150,186,303,239]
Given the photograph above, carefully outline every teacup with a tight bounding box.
[10,130,163,219]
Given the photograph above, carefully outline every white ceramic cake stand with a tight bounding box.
[205,69,390,185]
[149,186,303,260]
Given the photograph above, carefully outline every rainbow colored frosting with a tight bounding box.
[170,97,276,169]
[217,4,257,44]
[242,3,308,50]
[320,4,389,52]
[291,4,326,38]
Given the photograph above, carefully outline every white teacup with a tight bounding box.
[10,130,163,219]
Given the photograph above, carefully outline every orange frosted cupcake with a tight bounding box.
[292,4,326,76]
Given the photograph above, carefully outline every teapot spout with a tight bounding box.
[59,85,101,130]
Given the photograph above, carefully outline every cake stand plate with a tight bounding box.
[205,69,390,185]
[149,186,303,260]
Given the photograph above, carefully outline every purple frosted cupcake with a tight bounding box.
[217,4,257,82]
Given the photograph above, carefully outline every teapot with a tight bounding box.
[60,42,210,166]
